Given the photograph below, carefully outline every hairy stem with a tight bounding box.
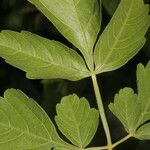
[91,73,112,149]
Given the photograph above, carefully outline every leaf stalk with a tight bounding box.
[91,73,112,148]
[85,134,132,150]
[112,134,132,149]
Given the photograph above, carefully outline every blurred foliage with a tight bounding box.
[102,0,120,16]
[0,0,149,149]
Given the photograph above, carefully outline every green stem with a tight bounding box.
[91,73,112,149]
[112,134,132,149]
[85,134,132,150]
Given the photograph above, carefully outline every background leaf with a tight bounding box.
[0,89,73,150]
[55,94,99,148]
[102,0,120,16]
[0,30,90,81]
[94,0,150,74]
[28,0,101,69]
[109,62,150,140]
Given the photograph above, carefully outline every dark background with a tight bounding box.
[0,0,150,149]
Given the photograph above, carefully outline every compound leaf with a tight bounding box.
[0,89,74,150]
[55,94,99,148]
[0,30,90,81]
[28,0,101,69]
[109,62,150,140]
[94,0,150,74]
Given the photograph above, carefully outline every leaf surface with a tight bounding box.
[109,88,140,133]
[109,62,150,140]
[28,0,101,69]
[94,0,150,74]
[0,89,73,150]
[55,94,99,148]
[0,30,90,81]
[134,123,150,140]
[136,62,150,127]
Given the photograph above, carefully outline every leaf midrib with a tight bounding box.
[68,100,83,148]
[0,45,88,75]
[71,0,91,52]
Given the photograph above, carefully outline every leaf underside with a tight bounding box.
[109,62,150,140]
[0,30,90,81]
[0,89,73,150]
[28,0,101,69]
[55,94,99,148]
[95,0,150,74]
[1,0,150,150]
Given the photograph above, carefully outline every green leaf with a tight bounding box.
[134,123,150,140]
[54,147,74,150]
[54,148,68,150]
[28,0,101,69]
[136,62,150,127]
[102,0,120,16]
[0,30,90,81]
[94,0,150,74]
[109,62,150,140]
[109,88,140,133]
[0,89,73,150]
[55,94,99,148]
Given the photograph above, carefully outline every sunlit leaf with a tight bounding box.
[136,62,150,127]
[0,89,74,149]
[28,0,101,69]
[55,94,99,148]
[134,123,150,140]
[94,0,150,74]
[0,30,90,81]
[109,88,140,133]
[109,62,150,140]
